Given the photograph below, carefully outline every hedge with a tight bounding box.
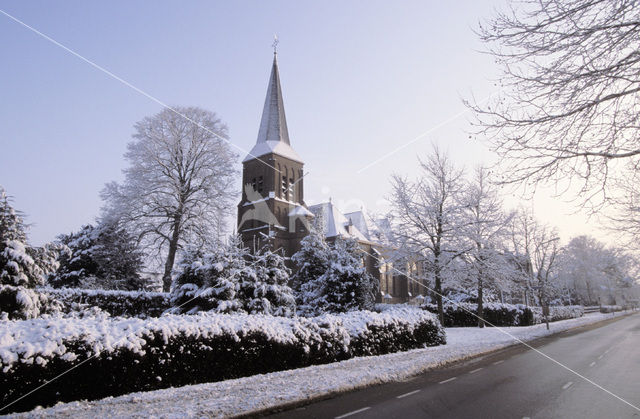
[423,302,584,327]
[40,287,171,318]
[0,306,444,413]
[599,305,623,313]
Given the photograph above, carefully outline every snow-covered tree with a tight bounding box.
[0,188,40,288]
[388,146,467,324]
[0,187,59,319]
[52,219,144,290]
[460,167,515,327]
[508,207,560,305]
[292,227,330,292]
[323,237,378,313]
[169,237,246,314]
[240,246,296,317]
[556,236,637,306]
[296,235,378,315]
[101,107,238,291]
[29,242,68,284]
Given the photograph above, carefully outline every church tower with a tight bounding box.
[237,51,312,257]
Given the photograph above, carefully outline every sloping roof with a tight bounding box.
[344,210,371,240]
[308,201,369,242]
[243,54,303,164]
[345,209,394,245]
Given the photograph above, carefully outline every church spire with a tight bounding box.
[256,52,290,145]
[243,47,302,163]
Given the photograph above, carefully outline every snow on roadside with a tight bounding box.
[10,311,632,419]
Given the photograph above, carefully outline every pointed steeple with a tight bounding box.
[256,54,290,145]
[243,52,302,163]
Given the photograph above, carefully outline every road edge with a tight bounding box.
[237,311,637,418]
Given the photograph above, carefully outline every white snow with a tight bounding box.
[242,140,303,163]
[11,311,632,419]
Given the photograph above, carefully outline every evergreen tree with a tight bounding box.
[291,227,330,290]
[294,231,378,315]
[169,237,245,314]
[292,228,331,315]
[240,246,296,317]
[319,237,378,313]
[0,188,40,288]
[52,219,144,290]
[0,187,60,319]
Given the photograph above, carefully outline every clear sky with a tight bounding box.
[0,0,608,246]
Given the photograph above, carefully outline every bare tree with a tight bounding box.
[102,107,238,291]
[468,0,640,208]
[461,167,514,327]
[509,207,560,305]
[606,175,640,248]
[388,146,466,324]
[530,224,560,309]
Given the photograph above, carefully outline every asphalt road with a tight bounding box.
[266,313,640,419]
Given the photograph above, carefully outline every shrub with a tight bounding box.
[0,306,444,413]
[0,286,62,320]
[599,305,623,313]
[422,302,583,327]
[41,287,170,318]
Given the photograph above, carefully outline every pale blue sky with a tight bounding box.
[0,0,601,246]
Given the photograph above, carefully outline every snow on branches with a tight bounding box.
[294,229,378,316]
[169,237,296,317]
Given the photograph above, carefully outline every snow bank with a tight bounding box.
[15,311,632,419]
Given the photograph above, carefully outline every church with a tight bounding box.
[237,51,425,304]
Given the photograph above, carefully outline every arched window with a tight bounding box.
[281,166,288,199]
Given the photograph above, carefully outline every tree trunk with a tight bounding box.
[434,254,444,326]
[477,275,484,328]
[161,216,182,292]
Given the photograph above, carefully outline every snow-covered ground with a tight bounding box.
[10,311,632,419]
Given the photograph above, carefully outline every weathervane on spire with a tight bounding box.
[272,34,279,55]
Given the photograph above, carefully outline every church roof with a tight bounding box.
[308,201,369,242]
[243,54,303,164]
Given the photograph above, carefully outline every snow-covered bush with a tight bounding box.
[599,305,623,313]
[41,287,170,318]
[0,306,444,413]
[423,302,584,327]
[339,305,446,355]
[0,286,62,320]
[547,305,585,321]
[295,235,378,316]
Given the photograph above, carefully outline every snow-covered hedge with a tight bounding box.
[423,303,584,327]
[0,306,444,413]
[545,305,585,321]
[0,285,62,320]
[599,305,623,313]
[41,287,170,318]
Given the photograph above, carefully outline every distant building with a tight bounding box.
[238,52,425,303]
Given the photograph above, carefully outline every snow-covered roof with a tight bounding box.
[243,54,303,164]
[344,209,394,245]
[308,201,369,242]
[288,205,314,217]
[243,140,303,163]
